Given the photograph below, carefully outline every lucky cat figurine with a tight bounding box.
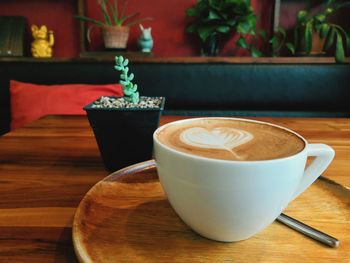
[138,24,153,53]
[31,25,54,58]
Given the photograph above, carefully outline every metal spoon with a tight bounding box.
[277,213,339,248]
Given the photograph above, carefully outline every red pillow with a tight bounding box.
[10,80,123,130]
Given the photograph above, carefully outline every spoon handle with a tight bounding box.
[277,213,339,248]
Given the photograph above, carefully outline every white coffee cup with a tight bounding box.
[153,118,334,242]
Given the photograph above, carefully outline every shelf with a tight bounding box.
[0,56,348,64]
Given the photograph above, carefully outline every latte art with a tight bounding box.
[180,127,253,159]
[156,118,305,161]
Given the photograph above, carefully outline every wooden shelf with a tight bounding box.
[0,56,349,64]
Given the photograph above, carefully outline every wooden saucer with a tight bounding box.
[73,160,350,263]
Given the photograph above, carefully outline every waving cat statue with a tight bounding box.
[31,25,54,58]
[138,24,153,53]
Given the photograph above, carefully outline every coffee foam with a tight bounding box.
[156,118,305,161]
[180,127,253,159]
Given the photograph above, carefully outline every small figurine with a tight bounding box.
[138,24,153,53]
[31,25,54,58]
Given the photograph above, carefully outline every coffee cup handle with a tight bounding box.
[291,144,335,201]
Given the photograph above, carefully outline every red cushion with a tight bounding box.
[10,80,123,130]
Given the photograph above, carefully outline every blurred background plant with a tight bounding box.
[270,0,350,62]
[185,0,265,56]
[75,0,152,49]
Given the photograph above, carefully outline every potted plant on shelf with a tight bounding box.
[271,0,350,62]
[84,56,165,172]
[185,0,264,56]
[75,0,152,49]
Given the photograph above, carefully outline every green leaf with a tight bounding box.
[186,24,197,33]
[123,58,129,66]
[315,23,321,34]
[226,19,237,27]
[324,28,335,50]
[216,25,230,33]
[269,35,278,54]
[120,12,140,25]
[236,37,248,49]
[304,21,313,54]
[259,29,267,40]
[186,7,197,17]
[251,47,263,57]
[237,20,253,34]
[117,56,124,64]
[277,26,286,38]
[74,15,105,26]
[128,92,139,104]
[113,0,119,20]
[86,25,98,43]
[128,73,134,81]
[286,42,295,54]
[320,24,330,39]
[315,14,326,23]
[297,10,308,24]
[106,1,119,25]
[270,35,277,45]
[345,32,350,54]
[120,80,127,86]
[208,0,220,10]
[237,14,256,35]
[325,7,334,15]
[198,26,215,42]
[208,10,221,20]
[98,0,112,25]
[335,31,345,63]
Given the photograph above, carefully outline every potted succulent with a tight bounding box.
[185,0,263,56]
[84,56,165,172]
[271,0,350,62]
[75,0,152,49]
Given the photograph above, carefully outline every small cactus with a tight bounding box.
[114,56,139,104]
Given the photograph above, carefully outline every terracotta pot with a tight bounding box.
[297,30,326,56]
[310,32,326,55]
[101,26,130,49]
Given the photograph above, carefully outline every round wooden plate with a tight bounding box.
[73,160,350,263]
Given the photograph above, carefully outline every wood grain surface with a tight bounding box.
[0,115,350,262]
[73,161,350,263]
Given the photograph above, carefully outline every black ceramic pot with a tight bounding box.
[84,96,165,172]
[201,33,220,56]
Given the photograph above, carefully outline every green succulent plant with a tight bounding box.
[270,0,350,63]
[185,0,264,57]
[114,56,139,104]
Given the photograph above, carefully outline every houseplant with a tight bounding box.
[270,0,350,62]
[84,56,165,172]
[185,0,263,56]
[75,0,151,49]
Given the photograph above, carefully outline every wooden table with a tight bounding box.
[0,115,349,262]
